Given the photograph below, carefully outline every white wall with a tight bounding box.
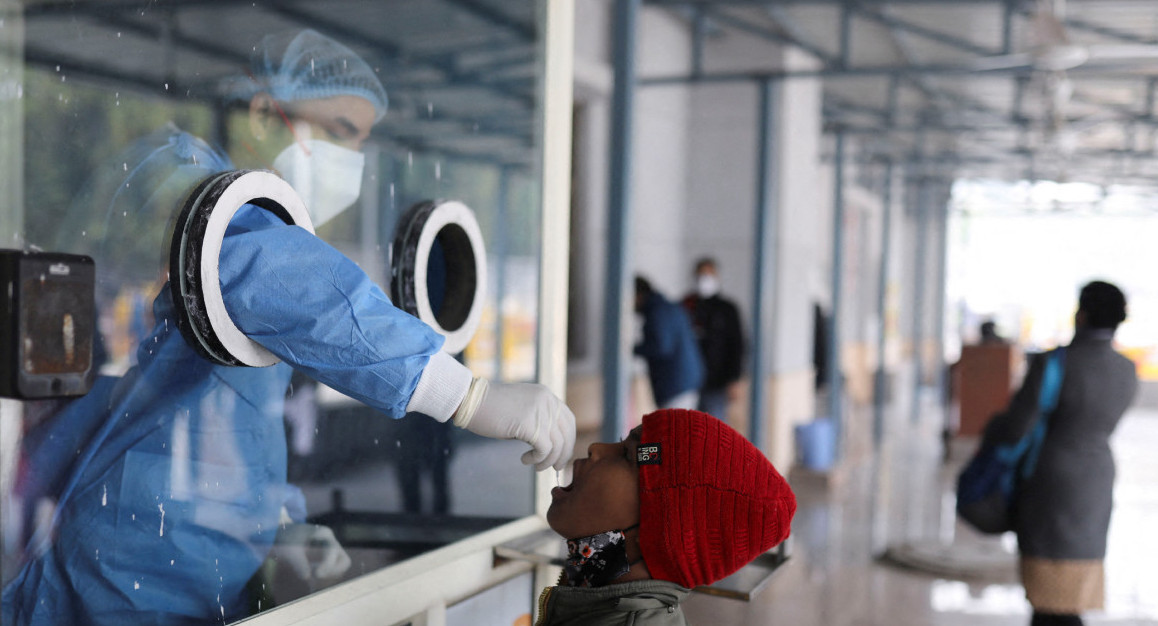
[683,38,828,377]
[774,49,827,375]
[685,81,757,309]
[630,8,693,299]
[570,2,696,373]
[569,0,613,374]
[572,0,611,67]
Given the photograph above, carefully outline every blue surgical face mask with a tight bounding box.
[273,137,364,228]
[563,524,640,588]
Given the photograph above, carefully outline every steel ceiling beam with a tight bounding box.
[852,3,999,58]
[22,0,249,16]
[831,119,1158,133]
[828,91,1158,129]
[638,62,1150,82]
[377,135,533,170]
[824,95,891,123]
[35,9,253,72]
[263,2,536,110]
[705,8,837,63]
[21,45,176,97]
[764,5,837,63]
[839,145,1158,163]
[872,3,959,123]
[645,0,1025,6]
[441,0,536,41]
[1065,16,1158,47]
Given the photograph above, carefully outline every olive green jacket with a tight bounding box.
[535,579,691,626]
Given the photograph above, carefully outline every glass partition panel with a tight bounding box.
[0,1,542,622]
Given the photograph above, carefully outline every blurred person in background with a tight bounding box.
[979,319,1009,345]
[982,280,1137,626]
[634,276,705,411]
[681,257,744,420]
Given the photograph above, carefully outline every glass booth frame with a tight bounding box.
[0,1,575,624]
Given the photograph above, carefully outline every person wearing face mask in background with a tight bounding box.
[4,29,575,626]
[681,258,745,421]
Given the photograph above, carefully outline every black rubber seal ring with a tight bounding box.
[390,200,437,319]
[168,169,296,367]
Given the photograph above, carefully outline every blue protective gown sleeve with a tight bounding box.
[218,204,452,419]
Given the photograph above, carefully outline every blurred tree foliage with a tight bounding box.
[22,67,213,250]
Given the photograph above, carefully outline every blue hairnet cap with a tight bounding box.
[249,29,388,122]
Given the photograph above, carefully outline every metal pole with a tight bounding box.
[749,77,780,450]
[601,0,639,443]
[839,1,853,68]
[692,5,706,79]
[886,74,900,127]
[1001,0,1016,56]
[910,178,929,424]
[932,183,951,430]
[494,166,510,380]
[872,160,894,450]
[1013,75,1029,152]
[1146,78,1157,120]
[827,130,847,452]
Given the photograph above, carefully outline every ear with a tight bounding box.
[248,93,275,141]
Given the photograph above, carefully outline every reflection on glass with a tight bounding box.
[2,2,541,624]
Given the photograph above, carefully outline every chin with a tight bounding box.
[545,505,564,536]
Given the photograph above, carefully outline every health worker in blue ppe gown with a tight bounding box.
[3,29,575,626]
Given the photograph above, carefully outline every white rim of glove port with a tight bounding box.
[393,200,487,355]
[172,169,314,367]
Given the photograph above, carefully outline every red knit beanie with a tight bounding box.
[637,409,796,588]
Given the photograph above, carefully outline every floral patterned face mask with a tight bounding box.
[563,524,640,588]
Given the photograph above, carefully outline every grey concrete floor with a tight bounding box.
[681,405,1158,626]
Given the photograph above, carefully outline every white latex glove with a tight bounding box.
[273,508,352,580]
[453,378,576,471]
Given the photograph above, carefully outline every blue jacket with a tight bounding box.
[634,293,705,406]
[3,130,445,625]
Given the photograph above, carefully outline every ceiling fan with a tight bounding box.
[971,0,1158,73]
[965,0,1157,169]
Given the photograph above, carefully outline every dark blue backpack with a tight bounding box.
[956,348,1066,534]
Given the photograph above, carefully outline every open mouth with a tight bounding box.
[550,482,574,500]
[554,461,580,494]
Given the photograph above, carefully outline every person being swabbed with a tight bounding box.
[4,29,575,626]
[537,409,796,625]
